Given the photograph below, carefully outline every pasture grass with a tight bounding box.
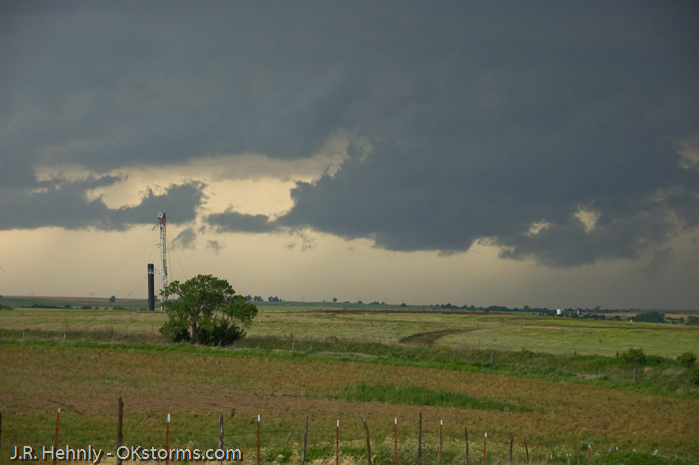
[1,339,698,463]
[338,383,531,412]
[231,337,699,398]
[1,304,698,464]
[1,305,697,358]
[1,329,697,397]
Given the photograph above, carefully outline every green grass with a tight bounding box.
[0,295,149,310]
[230,337,699,398]
[597,451,696,465]
[1,339,698,464]
[1,325,697,398]
[1,302,699,464]
[2,304,698,359]
[338,383,531,412]
[2,332,697,405]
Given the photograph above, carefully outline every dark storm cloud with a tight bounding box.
[172,227,197,250]
[1,1,364,177]
[2,1,698,265]
[275,2,699,266]
[0,180,205,231]
[207,211,277,234]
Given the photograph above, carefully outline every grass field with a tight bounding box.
[0,299,698,464]
[2,302,697,358]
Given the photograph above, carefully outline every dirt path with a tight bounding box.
[399,328,467,344]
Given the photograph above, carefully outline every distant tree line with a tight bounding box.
[631,311,665,323]
[411,304,696,325]
[628,311,691,325]
[244,295,283,302]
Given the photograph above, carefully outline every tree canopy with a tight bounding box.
[632,311,665,323]
[159,274,258,345]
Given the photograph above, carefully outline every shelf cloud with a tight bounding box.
[2,1,697,269]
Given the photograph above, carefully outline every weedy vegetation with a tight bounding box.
[0,299,697,464]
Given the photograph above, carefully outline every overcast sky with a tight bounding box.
[1,1,698,309]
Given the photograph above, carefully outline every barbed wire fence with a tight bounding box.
[0,398,608,465]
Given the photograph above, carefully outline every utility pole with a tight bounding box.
[158,212,168,307]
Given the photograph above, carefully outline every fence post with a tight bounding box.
[166,414,170,465]
[300,416,308,465]
[394,418,398,465]
[257,415,261,465]
[588,444,592,465]
[633,368,638,384]
[336,420,340,465]
[439,420,443,465]
[509,435,513,465]
[482,433,487,465]
[360,413,372,465]
[465,427,469,465]
[524,436,529,464]
[117,397,123,465]
[54,409,61,465]
[219,414,224,465]
[417,412,423,465]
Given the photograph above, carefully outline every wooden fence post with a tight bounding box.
[439,420,443,465]
[301,416,308,465]
[166,414,170,465]
[524,436,529,464]
[588,444,592,465]
[117,397,123,465]
[633,368,638,384]
[417,412,423,465]
[509,435,513,465]
[257,415,261,465]
[394,418,398,465]
[465,427,469,465]
[219,414,224,465]
[360,413,372,465]
[336,420,340,465]
[482,433,487,465]
[54,409,61,465]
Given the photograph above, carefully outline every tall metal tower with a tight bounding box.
[157,212,168,305]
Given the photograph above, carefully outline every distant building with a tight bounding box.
[556,308,580,316]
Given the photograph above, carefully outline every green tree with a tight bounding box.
[159,274,258,345]
[619,347,647,366]
[631,311,665,323]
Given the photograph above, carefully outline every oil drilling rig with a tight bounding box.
[148,212,168,310]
